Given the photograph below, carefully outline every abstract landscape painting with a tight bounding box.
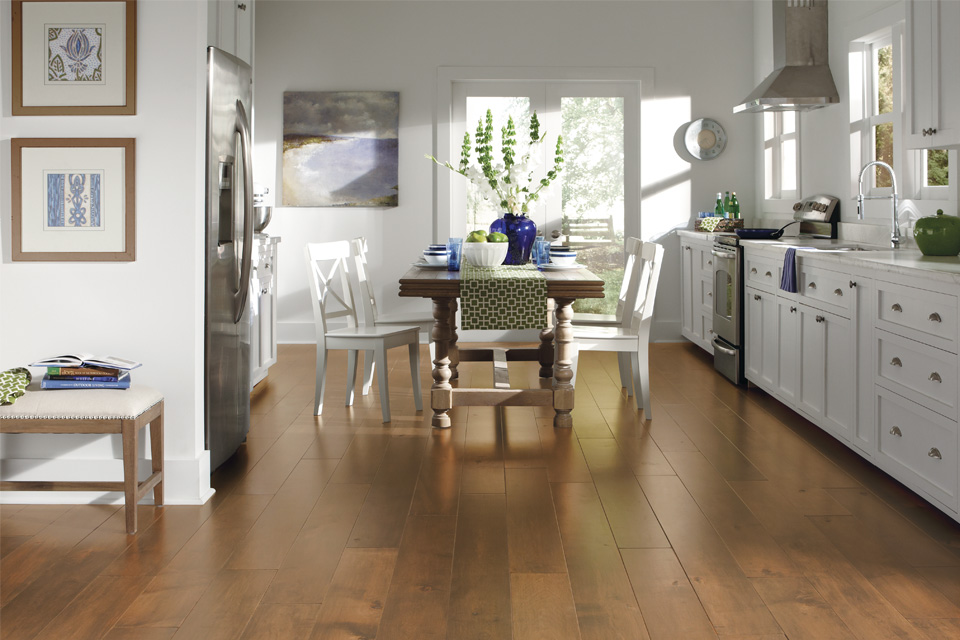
[283,91,399,207]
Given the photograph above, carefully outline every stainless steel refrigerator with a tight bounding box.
[204,47,254,470]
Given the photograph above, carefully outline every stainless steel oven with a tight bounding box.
[711,235,744,384]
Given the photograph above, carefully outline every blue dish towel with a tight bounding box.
[780,248,799,292]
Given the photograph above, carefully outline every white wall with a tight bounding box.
[0,0,212,504]
[253,0,758,344]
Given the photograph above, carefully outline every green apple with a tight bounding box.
[487,232,508,243]
[466,230,488,243]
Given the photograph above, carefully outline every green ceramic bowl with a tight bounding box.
[914,210,960,256]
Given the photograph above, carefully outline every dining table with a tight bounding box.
[398,263,605,429]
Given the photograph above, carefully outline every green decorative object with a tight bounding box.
[460,264,547,330]
[913,209,960,256]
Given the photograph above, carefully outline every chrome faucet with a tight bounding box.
[857,161,900,248]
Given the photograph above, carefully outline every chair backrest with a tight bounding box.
[304,241,360,343]
[629,241,665,332]
[614,237,644,328]
[349,237,379,327]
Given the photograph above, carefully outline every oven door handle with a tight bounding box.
[712,338,738,356]
[711,250,737,259]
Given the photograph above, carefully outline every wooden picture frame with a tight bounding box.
[12,0,137,115]
[11,138,136,262]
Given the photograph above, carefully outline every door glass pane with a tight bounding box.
[464,97,531,233]
[926,148,949,187]
[560,97,625,315]
[874,122,893,187]
[782,138,797,192]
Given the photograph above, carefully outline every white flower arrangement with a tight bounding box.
[427,109,564,216]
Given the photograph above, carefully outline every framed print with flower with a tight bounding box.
[12,0,137,115]
[11,138,136,261]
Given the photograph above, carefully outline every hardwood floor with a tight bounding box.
[2,342,960,639]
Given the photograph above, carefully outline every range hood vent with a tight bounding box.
[734,0,839,114]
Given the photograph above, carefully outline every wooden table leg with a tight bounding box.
[449,298,460,381]
[539,297,556,378]
[553,297,576,428]
[121,419,138,534]
[431,297,454,428]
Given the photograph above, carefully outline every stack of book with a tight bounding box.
[29,354,142,390]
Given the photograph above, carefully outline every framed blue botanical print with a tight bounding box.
[12,138,136,261]
[12,0,136,115]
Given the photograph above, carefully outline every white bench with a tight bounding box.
[0,385,164,534]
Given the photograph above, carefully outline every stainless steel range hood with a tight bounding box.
[734,0,839,113]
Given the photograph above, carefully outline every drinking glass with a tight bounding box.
[533,238,550,269]
[447,237,463,271]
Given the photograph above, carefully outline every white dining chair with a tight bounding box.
[350,237,436,396]
[570,240,664,418]
[305,241,423,422]
[572,237,644,394]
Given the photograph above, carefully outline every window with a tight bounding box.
[867,36,895,189]
[763,111,799,201]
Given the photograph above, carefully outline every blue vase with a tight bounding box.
[489,213,537,265]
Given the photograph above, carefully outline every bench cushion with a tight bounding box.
[0,382,163,420]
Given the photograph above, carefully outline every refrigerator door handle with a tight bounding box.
[233,99,255,324]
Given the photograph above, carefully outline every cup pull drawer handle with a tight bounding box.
[890,426,902,437]
[929,372,942,383]
[891,357,902,367]
[929,448,942,460]
[892,303,902,312]
[707,260,713,266]
[834,288,843,297]
[808,282,817,290]
[707,292,713,297]
[765,271,773,278]
[929,312,942,323]
[750,267,757,274]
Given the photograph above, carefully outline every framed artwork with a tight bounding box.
[12,0,137,115]
[11,138,136,262]
[283,91,399,207]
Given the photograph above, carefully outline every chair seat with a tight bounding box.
[326,325,421,339]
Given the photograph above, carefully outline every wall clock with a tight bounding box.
[684,118,727,160]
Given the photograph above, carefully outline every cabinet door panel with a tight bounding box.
[798,306,825,419]
[823,311,855,441]
[681,241,695,337]
[776,299,799,404]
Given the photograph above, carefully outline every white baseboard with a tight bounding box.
[0,453,214,505]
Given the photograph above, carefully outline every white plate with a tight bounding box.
[412,261,449,270]
[539,263,585,271]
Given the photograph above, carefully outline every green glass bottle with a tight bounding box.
[723,191,731,215]
[714,192,725,218]
[730,192,740,219]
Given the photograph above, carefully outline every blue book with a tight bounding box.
[40,373,131,390]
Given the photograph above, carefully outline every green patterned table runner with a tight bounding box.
[0,368,32,405]
[460,264,547,330]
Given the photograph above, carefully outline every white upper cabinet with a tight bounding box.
[905,0,960,148]
[210,0,255,67]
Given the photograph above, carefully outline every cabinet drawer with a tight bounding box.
[745,255,781,292]
[699,277,713,311]
[698,311,714,346]
[876,329,959,419]
[877,281,958,353]
[797,264,852,316]
[698,247,714,277]
[876,386,958,510]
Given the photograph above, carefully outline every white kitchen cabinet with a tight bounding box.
[776,297,800,405]
[905,0,960,148]
[251,235,279,388]
[679,234,714,354]
[745,287,779,392]
[797,304,855,443]
[210,0,255,66]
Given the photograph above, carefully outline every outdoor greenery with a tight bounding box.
[561,98,625,221]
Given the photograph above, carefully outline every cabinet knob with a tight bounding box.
[929,312,942,323]
[261,287,268,295]
[816,315,825,323]
[891,303,902,313]
[684,246,691,251]
[754,294,761,301]
[790,306,797,313]
[929,372,942,383]
[928,447,942,460]
[237,2,247,9]
[750,267,757,274]
[849,280,858,288]
[890,426,902,437]
[922,127,938,136]
[891,357,902,367]
[834,288,843,297]
[808,282,817,290]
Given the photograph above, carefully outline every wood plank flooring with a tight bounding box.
[2,342,959,639]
